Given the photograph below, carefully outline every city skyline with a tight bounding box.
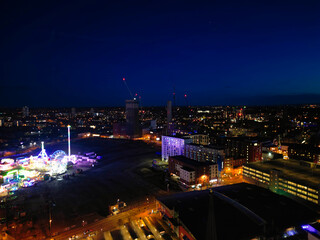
[2,1,320,239]
[1,0,320,107]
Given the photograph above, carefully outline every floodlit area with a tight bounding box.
[0,126,98,197]
[0,146,98,196]
[64,215,176,240]
[2,138,168,239]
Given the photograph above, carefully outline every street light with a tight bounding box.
[49,213,52,236]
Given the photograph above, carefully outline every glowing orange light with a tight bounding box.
[201,175,207,180]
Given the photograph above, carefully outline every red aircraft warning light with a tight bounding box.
[123,77,125,81]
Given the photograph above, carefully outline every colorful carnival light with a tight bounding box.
[0,125,97,196]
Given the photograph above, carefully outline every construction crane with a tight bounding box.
[173,86,176,107]
[122,77,144,117]
[184,93,188,107]
[122,77,134,99]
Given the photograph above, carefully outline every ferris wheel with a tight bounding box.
[51,150,66,161]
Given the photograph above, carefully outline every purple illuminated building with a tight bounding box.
[162,136,192,161]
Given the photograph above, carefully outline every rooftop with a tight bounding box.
[245,159,320,188]
[181,166,195,172]
[187,143,225,150]
[162,134,191,139]
[158,183,318,240]
[170,155,216,167]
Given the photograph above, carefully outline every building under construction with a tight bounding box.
[113,99,141,139]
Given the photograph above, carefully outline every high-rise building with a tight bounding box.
[22,106,29,117]
[90,107,95,116]
[125,99,141,138]
[71,107,76,117]
[162,135,192,161]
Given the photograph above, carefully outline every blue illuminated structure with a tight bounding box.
[301,223,320,239]
[302,224,318,233]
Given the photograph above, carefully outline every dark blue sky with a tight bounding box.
[1,0,320,107]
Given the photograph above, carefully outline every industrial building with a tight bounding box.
[157,183,318,240]
[243,159,320,205]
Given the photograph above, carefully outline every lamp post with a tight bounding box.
[67,125,71,160]
[49,201,52,237]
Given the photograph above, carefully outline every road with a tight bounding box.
[120,225,132,240]
[49,202,156,240]
[143,217,163,240]
[131,220,147,240]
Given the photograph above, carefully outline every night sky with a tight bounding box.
[1,0,320,107]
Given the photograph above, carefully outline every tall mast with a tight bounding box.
[68,125,71,158]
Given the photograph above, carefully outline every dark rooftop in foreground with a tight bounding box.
[245,159,320,188]
[170,155,215,166]
[158,183,318,240]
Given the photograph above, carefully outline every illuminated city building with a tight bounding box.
[189,134,209,145]
[22,106,29,118]
[161,136,192,161]
[261,150,283,161]
[168,155,218,188]
[287,144,320,163]
[243,159,320,205]
[184,144,225,163]
[225,137,262,163]
[223,157,246,170]
[71,107,76,117]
